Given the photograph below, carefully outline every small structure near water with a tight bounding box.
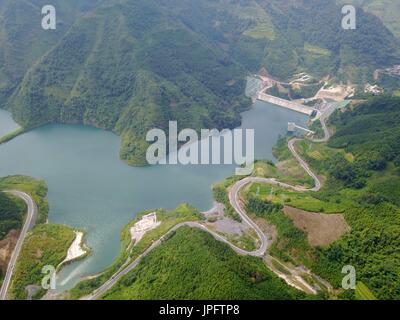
[130,212,161,244]
[288,122,296,132]
[287,122,315,136]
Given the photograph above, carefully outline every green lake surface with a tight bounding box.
[0,109,20,137]
[0,101,307,290]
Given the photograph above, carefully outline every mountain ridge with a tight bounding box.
[1,0,399,165]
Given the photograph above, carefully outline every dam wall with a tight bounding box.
[258,93,316,116]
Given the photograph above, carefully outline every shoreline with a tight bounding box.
[0,128,25,145]
[0,99,311,292]
[57,231,90,272]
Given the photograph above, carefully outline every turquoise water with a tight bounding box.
[0,102,307,290]
[0,109,20,137]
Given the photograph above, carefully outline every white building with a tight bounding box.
[365,84,383,95]
[132,212,158,232]
[288,122,296,132]
[130,212,161,245]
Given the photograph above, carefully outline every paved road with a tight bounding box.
[85,168,322,300]
[228,178,270,256]
[85,178,277,300]
[84,220,264,300]
[0,191,37,300]
[288,139,321,192]
[312,113,331,143]
[84,120,327,300]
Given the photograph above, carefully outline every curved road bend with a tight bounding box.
[85,220,266,300]
[0,115,328,300]
[0,191,38,300]
[85,129,326,300]
[312,112,331,143]
[85,124,327,300]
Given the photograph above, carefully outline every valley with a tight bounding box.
[0,0,399,304]
[0,102,308,294]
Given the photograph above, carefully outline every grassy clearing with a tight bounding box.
[221,229,258,252]
[9,224,75,300]
[253,160,314,188]
[247,182,346,213]
[244,23,275,40]
[304,43,332,57]
[355,282,377,300]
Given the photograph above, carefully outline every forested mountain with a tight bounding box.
[156,0,400,80]
[264,0,399,81]
[1,0,399,164]
[315,96,400,299]
[0,192,25,240]
[103,227,305,300]
[337,0,400,38]
[329,96,400,169]
[0,0,100,106]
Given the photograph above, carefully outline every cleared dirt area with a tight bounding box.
[315,84,354,102]
[204,203,252,236]
[0,229,20,274]
[284,206,350,247]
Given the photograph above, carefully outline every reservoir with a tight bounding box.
[0,101,307,290]
[0,109,20,137]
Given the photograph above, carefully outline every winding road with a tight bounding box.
[0,191,37,300]
[85,221,263,300]
[312,111,331,143]
[84,116,328,300]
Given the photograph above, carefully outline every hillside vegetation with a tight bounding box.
[9,224,75,300]
[102,96,400,300]
[0,175,50,294]
[0,191,26,286]
[242,96,400,300]
[103,227,305,300]
[0,176,49,223]
[337,0,400,38]
[1,0,399,165]
[0,176,78,300]
[6,0,250,165]
[0,0,100,106]
[0,192,25,240]
[329,96,400,169]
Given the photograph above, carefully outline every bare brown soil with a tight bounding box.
[0,229,20,274]
[284,206,350,247]
[315,84,354,102]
